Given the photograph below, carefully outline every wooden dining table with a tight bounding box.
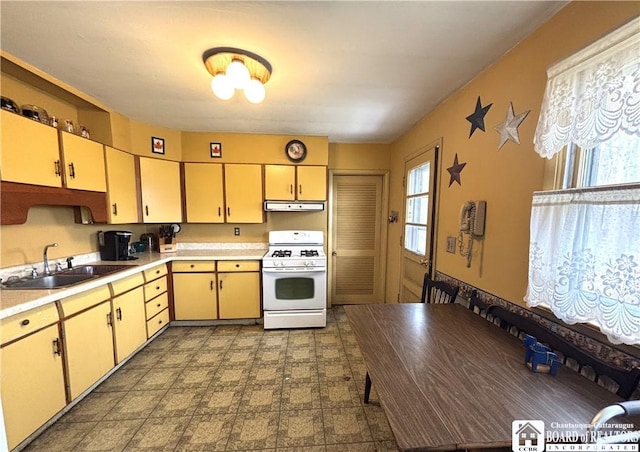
[345,303,625,451]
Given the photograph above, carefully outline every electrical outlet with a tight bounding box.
[446,236,456,253]
[234,227,240,236]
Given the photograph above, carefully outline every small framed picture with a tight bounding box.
[152,137,165,155]
[210,142,222,158]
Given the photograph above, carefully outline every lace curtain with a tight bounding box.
[525,185,640,345]
[533,17,640,158]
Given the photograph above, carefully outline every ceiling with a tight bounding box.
[0,1,566,144]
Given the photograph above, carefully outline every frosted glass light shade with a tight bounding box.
[211,74,234,100]
[226,60,250,89]
[244,78,266,104]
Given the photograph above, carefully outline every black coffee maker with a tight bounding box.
[98,231,137,261]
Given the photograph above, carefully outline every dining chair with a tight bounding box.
[421,275,460,304]
[468,289,492,317]
[487,305,640,399]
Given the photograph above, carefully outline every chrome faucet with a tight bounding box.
[43,243,59,275]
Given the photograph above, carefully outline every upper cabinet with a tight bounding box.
[1,110,62,187]
[139,157,182,223]
[59,131,106,192]
[265,164,327,201]
[224,164,264,223]
[104,146,138,224]
[183,163,225,223]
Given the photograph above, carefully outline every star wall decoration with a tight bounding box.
[446,153,467,187]
[494,102,530,150]
[465,96,492,138]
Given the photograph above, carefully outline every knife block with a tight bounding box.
[159,238,177,253]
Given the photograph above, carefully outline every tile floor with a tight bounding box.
[24,307,398,451]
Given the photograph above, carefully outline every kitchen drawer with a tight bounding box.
[143,264,168,282]
[172,261,216,272]
[60,285,111,317]
[147,308,169,338]
[145,292,169,320]
[109,272,144,296]
[144,276,167,301]
[217,260,260,272]
[1,303,60,345]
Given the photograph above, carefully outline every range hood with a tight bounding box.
[264,201,325,212]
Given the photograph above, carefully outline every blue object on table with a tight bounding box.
[523,334,561,376]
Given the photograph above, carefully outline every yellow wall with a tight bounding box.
[129,119,183,161]
[386,2,640,305]
[0,207,149,268]
[182,132,329,165]
[329,143,391,170]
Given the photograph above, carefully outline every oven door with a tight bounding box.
[262,267,326,310]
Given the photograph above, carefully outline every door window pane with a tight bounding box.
[407,163,431,196]
[406,195,429,224]
[404,225,426,255]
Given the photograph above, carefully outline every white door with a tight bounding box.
[400,144,439,302]
[330,174,386,304]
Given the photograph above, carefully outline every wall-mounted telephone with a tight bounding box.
[458,201,486,268]
[459,201,486,237]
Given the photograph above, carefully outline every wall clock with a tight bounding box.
[285,139,307,162]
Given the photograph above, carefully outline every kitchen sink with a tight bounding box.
[1,264,136,289]
[2,274,95,289]
[63,264,133,276]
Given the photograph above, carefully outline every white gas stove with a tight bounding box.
[262,231,327,329]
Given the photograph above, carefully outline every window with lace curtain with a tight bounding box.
[525,18,640,345]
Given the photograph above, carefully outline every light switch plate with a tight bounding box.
[446,236,456,253]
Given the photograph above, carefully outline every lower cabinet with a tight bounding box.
[1,310,66,450]
[112,286,147,363]
[143,264,170,337]
[173,261,218,320]
[218,261,261,319]
[62,296,114,401]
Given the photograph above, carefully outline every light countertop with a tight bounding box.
[0,247,267,320]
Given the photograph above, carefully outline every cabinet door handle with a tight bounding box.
[290,184,293,194]
[218,207,221,217]
[145,205,150,216]
[53,338,61,356]
[68,162,76,178]
[219,280,223,290]
[227,207,231,217]
[106,312,113,327]
[112,203,118,215]
[299,184,303,195]
[54,160,61,176]
[116,307,122,320]
[210,280,214,291]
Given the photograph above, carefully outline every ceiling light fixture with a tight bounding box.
[203,47,272,104]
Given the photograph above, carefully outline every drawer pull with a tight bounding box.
[157,303,161,307]
[235,264,240,268]
[156,286,160,290]
[53,338,61,356]
[21,319,30,326]
[155,270,160,274]
[158,319,163,324]
[190,264,195,268]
